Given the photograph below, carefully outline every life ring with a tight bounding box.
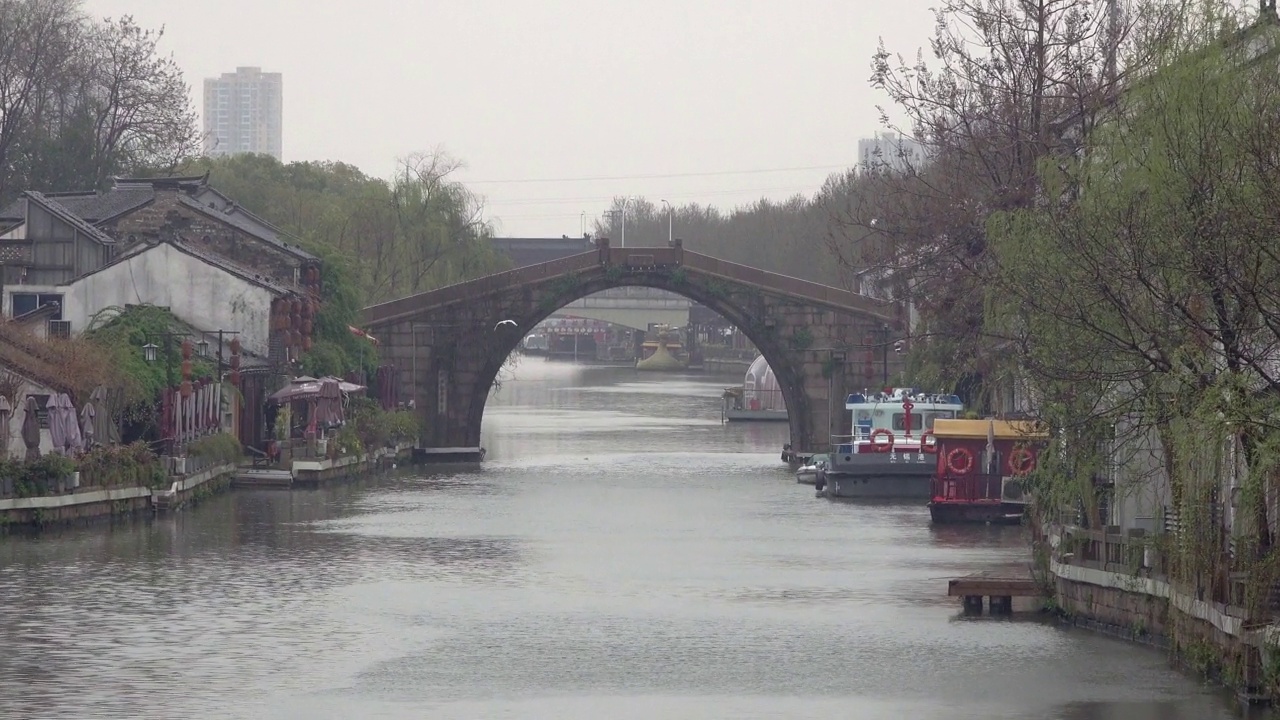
[869,428,895,452]
[1009,446,1036,476]
[919,430,938,454]
[946,447,975,475]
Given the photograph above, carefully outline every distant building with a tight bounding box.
[202,67,283,160]
[856,132,926,174]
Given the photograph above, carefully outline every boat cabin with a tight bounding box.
[836,388,964,454]
[929,418,1050,507]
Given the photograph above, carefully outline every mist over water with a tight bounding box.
[0,360,1259,719]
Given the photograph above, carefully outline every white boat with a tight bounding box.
[795,453,829,485]
[817,388,965,499]
[722,355,788,422]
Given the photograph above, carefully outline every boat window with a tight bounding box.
[921,411,956,429]
[856,411,872,423]
[892,413,924,431]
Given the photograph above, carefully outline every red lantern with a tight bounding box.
[291,299,301,316]
[230,354,241,370]
[230,370,241,386]
[181,359,192,379]
[230,337,241,355]
[181,339,192,360]
[303,336,313,352]
[180,380,192,399]
[303,319,313,335]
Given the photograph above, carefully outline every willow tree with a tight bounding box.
[828,0,1177,407]
[986,2,1280,610]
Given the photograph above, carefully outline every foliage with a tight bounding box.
[331,425,363,458]
[178,151,509,307]
[75,441,164,489]
[981,3,1280,621]
[4,454,75,497]
[593,188,859,288]
[0,1,198,201]
[830,0,1188,407]
[83,304,215,402]
[385,410,422,444]
[186,433,242,466]
[338,397,419,452]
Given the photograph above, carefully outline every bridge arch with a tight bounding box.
[361,240,902,461]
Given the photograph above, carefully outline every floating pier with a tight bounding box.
[947,572,1044,614]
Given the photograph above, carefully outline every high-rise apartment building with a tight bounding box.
[202,67,283,160]
[856,132,926,174]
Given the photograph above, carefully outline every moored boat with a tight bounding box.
[795,453,828,485]
[722,355,788,422]
[927,418,1049,524]
[817,388,964,499]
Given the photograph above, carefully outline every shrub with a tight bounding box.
[187,433,242,465]
[77,441,160,488]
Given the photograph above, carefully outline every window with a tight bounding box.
[11,293,63,319]
[47,320,71,339]
[892,413,924,431]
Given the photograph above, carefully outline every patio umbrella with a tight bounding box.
[80,400,96,449]
[46,395,66,454]
[984,418,997,475]
[269,378,322,404]
[49,394,82,455]
[321,376,366,394]
[0,395,11,457]
[21,397,41,461]
[318,378,343,425]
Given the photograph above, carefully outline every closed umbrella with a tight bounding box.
[0,395,11,457]
[21,397,41,462]
[46,394,65,454]
[985,418,997,475]
[318,378,343,426]
[80,400,96,449]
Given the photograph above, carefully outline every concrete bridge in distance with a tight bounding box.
[362,239,905,463]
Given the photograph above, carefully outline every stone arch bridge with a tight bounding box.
[361,239,903,462]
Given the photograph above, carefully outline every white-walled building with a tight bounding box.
[1,238,291,358]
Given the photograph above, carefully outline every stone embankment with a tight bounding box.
[1039,522,1278,705]
[0,442,415,532]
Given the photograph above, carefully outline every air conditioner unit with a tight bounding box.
[1001,475,1027,503]
[47,319,71,339]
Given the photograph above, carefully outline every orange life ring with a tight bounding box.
[946,447,975,475]
[869,428,895,452]
[919,430,938,454]
[1009,446,1036,476]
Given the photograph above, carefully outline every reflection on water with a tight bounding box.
[0,360,1267,719]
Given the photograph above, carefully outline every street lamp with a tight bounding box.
[661,199,673,246]
[142,342,158,363]
[881,323,892,386]
[196,338,211,358]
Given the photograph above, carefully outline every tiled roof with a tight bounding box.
[24,192,115,245]
[177,195,317,262]
[0,198,22,222]
[168,236,295,296]
[46,187,155,223]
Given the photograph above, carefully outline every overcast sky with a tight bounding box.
[82,0,938,237]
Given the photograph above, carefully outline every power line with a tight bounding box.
[462,163,852,185]
[487,184,822,207]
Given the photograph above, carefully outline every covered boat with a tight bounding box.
[722,355,788,421]
[928,418,1049,524]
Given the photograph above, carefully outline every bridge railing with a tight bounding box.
[364,252,600,325]
[681,252,897,320]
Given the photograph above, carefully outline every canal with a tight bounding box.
[0,359,1265,719]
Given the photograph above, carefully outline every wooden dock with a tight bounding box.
[947,572,1044,614]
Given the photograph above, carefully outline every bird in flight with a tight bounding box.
[494,319,518,331]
